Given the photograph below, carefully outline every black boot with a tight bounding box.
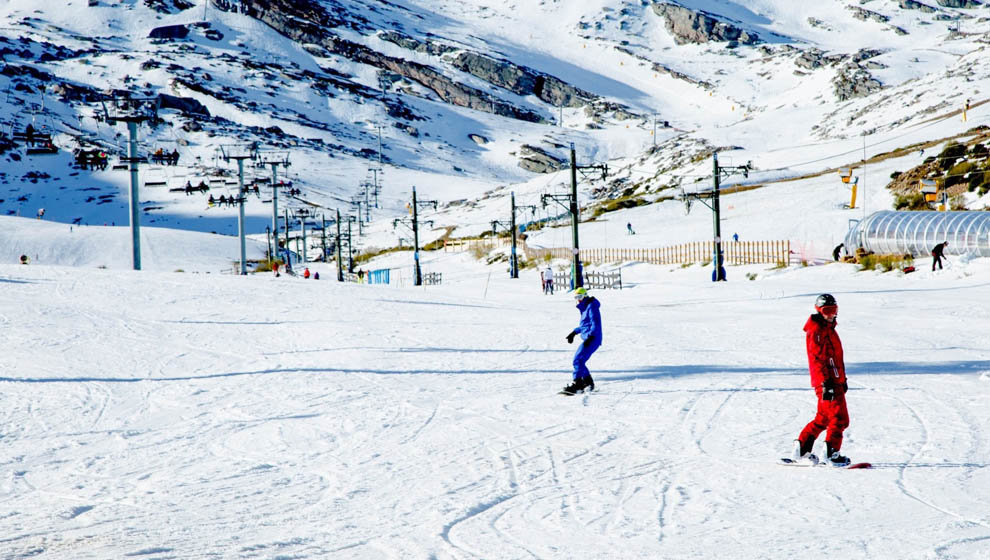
[583,375,595,392]
[560,376,593,395]
[825,443,850,467]
[560,380,582,395]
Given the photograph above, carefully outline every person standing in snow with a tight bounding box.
[272,260,280,278]
[931,240,948,271]
[832,243,844,262]
[543,265,554,295]
[793,294,851,466]
[561,287,602,395]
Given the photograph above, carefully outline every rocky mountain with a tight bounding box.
[0,0,988,245]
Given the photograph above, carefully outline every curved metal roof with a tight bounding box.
[844,211,990,257]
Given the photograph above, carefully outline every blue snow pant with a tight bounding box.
[572,336,601,380]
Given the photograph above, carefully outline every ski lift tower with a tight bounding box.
[220,143,257,275]
[101,96,160,271]
[255,150,290,258]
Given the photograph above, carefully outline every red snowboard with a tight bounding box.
[779,458,871,469]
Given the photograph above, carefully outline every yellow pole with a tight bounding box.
[849,182,857,209]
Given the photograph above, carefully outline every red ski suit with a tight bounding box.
[798,313,849,452]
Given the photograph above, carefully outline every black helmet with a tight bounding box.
[815,293,837,309]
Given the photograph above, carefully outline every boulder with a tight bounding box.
[832,64,883,102]
[936,0,982,7]
[517,144,565,174]
[148,24,190,40]
[651,3,759,45]
[847,6,890,23]
[157,93,211,117]
[899,0,939,12]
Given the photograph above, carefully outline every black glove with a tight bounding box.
[582,335,596,348]
[842,382,848,393]
[822,379,836,401]
[566,331,577,344]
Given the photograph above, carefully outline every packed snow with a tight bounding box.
[2,0,990,557]
[2,215,990,558]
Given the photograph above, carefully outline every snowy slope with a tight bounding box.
[1,0,989,258]
[1,245,989,558]
[2,3,990,555]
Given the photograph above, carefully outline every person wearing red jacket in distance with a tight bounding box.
[792,294,851,467]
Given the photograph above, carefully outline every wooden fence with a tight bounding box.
[553,270,622,291]
[441,237,790,267]
[526,240,790,267]
[442,237,510,253]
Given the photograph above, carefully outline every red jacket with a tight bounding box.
[804,314,845,388]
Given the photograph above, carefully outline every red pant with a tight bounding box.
[799,387,849,452]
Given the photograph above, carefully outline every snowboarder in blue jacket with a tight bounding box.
[562,287,602,395]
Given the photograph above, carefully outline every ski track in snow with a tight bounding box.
[3,257,990,558]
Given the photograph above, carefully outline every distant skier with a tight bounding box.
[303,267,311,279]
[931,240,948,271]
[561,287,601,395]
[732,232,739,243]
[272,260,280,278]
[792,294,851,467]
[627,222,635,235]
[543,265,554,295]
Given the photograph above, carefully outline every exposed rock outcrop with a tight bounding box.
[847,6,890,24]
[517,144,566,174]
[833,63,883,101]
[651,2,759,45]
[377,31,458,57]
[157,94,211,117]
[449,51,595,108]
[936,0,982,8]
[899,0,939,12]
[220,0,548,123]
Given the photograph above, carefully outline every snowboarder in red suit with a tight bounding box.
[793,293,851,466]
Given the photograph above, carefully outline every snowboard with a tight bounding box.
[779,457,871,469]
[558,386,596,396]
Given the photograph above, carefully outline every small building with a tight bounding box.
[919,179,938,202]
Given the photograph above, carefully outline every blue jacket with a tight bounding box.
[575,297,602,343]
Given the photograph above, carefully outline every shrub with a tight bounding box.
[894,191,929,210]
[589,194,649,218]
[937,142,967,170]
[355,245,409,264]
[470,243,489,260]
[254,258,279,273]
[945,160,975,189]
[968,170,988,192]
[859,253,913,272]
[969,143,988,160]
